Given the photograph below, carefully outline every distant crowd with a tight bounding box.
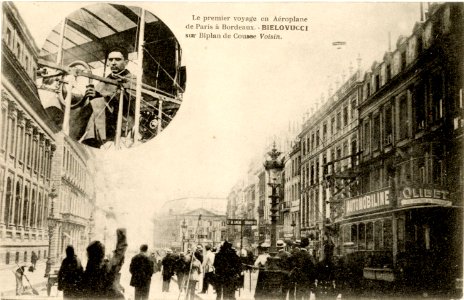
[34,229,340,300]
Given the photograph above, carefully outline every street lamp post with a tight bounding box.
[181,219,187,252]
[264,143,284,257]
[45,187,59,297]
[45,187,58,278]
[254,143,285,300]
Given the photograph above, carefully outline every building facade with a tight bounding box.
[299,70,363,259]
[49,132,96,264]
[153,208,227,251]
[339,2,463,289]
[0,1,58,268]
[283,140,300,241]
[1,2,97,271]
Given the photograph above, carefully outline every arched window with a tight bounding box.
[22,187,29,227]
[4,178,12,224]
[30,190,36,228]
[14,182,21,225]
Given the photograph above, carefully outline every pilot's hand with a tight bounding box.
[84,85,97,100]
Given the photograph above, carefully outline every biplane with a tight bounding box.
[36,3,186,149]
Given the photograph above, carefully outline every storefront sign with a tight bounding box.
[345,189,390,216]
[400,187,451,207]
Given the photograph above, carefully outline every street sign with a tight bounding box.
[198,234,208,238]
[226,219,257,226]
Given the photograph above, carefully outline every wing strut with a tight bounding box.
[133,8,146,143]
[58,18,72,136]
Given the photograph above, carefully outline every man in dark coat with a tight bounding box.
[161,250,176,292]
[31,251,38,270]
[81,229,128,299]
[58,245,84,299]
[290,237,316,300]
[130,244,155,300]
[213,241,242,300]
[276,241,293,300]
[78,47,136,148]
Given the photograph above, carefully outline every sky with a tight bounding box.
[14,2,422,231]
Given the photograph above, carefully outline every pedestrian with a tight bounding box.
[186,251,202,300]
[31,251,38,270]
[213,241,243,300]
[57,245,84,299]
[81,228,128,298]
[174,252,189,292]
[14,266,26,295]
[200,244,215,293]
[253,244,270,268]
[276,241,293,300]
[290,237,316,300]
[130,244,155,300]
[161,249,176,292]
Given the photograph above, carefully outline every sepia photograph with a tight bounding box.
[0,1,463,300]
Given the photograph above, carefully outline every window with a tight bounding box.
[1,106,7,151]
[4,178,12,224]
[316,130,320,147]
[322,123,327,140]
[336,112,341,131]
[343,106,349,127]
[351,98,357,120]
[16,123,24,162]
[383,218,393,249]
[398,95,409,140]
[367,222,374,250]
[5,27,12,46]
[386,64,391,81]
[384,104,393,144]
[14,182,21,225]
[16,42,21,59]
[374,220,383,250]
[26,131,32,167]
[30,190,36,228]
[373,114,380,150]
[351,224,358,247]
[363,119,370,153]
[343,225,350,244]
[8,115,16,157]
[331,117,335,135]
[401,51,407,71]
[358,223,366,250]
[22,187,29,227]
[5,252,10,265]
[431,73,444,123]
[25,56,29,72]
[24,251,27,263]
[15,252,19,264]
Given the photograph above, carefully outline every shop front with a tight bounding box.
[337,185,462,294]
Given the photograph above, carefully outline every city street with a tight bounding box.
[0,261,460,300]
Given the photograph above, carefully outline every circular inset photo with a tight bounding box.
[36,3,186,149]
